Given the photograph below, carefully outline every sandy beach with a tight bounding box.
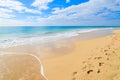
[0,0,120,79]
[0,29,120,80]
[42,29,120,80]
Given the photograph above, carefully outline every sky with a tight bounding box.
[0,0,120,26]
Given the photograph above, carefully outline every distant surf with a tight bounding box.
[0,26,117,48]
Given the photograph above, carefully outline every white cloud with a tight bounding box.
[0,0,43,21]
[0,0,26,12]
[32,0,53,10]
[0,0,120,26]
[66,0,70,3]
[0,0,41,14]
[36,0,120,26]
[25,8,42,14]
[0,12,15,19]
[0,8,15,19]
[0,8,13,13]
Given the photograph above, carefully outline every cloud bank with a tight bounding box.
[0,0,120,26]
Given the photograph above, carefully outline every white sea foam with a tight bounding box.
[0,28,113,48]
[0,51,48,80]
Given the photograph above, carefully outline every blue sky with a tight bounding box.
[0,0,120,26]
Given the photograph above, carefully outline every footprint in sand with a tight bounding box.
[106,57,109,60]
[73,72,77,76]
[105,53,108,55]
[87,70,93,74]
[72,72,77,80]
[99,62,104,67]
[104,49,108,52]
[94,57,102,60]
[97,69,100,74]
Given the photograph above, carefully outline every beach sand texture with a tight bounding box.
[0,30,120,80]
[0,54,46,80]
[42,30,120,80]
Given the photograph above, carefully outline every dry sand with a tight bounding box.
[0,30,120,80]
[42,30,120,80]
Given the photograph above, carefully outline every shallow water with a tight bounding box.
[0,26,119,48]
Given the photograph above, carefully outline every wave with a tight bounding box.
[0,28,113,48]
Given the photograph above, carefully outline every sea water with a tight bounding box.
[0,26,118,48]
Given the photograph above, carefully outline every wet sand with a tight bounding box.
[0,53,47,80]
[1,29,120,80]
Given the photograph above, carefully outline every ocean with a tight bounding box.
[0,26,119,48]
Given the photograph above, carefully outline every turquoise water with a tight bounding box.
[0,26,119,48]
[0,26,80,39]
[0,26,117,38]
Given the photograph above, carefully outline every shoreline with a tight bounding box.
[0,52,47,80]
[0,52,48,79]
[42,29,120,80]
[1,29,120,80]
[0,28,113,49]
[0,28,114,60]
